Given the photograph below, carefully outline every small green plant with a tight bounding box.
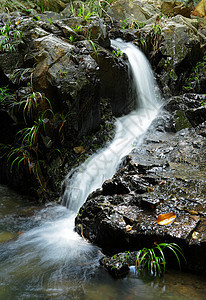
[7,146,32,173]
[7,145,46,190]
[136,242,186,277]
[47,18,52,24]
[18,109,54,150]
[0,86,11,103]
[77,4,94,21]
[151,22,162,55]
[37,1,46,12]
[0,22,23,52]
[112,49,122,57]
[139,35,147,51]
[71,25,82,33]
[183,55,206,91]
[59,67,69,78]
[89,39,98,57]
[3,91,52,124]
[68,35,76,43]
[121,18,127,29]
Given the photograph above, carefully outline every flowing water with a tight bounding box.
[0,40,205,299]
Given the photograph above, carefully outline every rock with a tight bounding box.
[164,94,206,131]
[191,0,206,17]
[0,231,15,243]
[161,1,191,17]
[173,110,192,131]
[37,0,66,12]
[75,128,206,273]
[106,0,161,26]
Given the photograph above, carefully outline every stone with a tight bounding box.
[161,1,191,17]
[106,0,161,25]
[75,126,206,273]
[191,0,206,17]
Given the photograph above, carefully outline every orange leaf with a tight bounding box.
[156,212,176,226]
[17,231,24,235]
[126,225,132,232]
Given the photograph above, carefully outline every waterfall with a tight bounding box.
[62,39,161,212]
[0,40,161,296]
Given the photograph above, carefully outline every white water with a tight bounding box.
[62,39,161,212]
[0,40,161,297]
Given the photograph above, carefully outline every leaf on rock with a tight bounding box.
[192,231,200,240]
[147,186,154,192]
[156,212,176,226]
[73,146,85,154]
[126,225,132,232]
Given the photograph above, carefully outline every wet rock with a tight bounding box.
[139,15,205,95]
[96,47,136,116]
[164,94,206,131]
[75,128,206,273]
[100,251,135,278]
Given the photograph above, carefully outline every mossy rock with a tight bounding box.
[174,110,192,131]
[0,231,15,243]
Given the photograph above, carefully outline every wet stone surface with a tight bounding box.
[75,123,206,274]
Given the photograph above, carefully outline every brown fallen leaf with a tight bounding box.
[147,186,154,193]
[17,231,24,235]
[73,146,85,154]
[156,212,176,226]
[188,210,199,215]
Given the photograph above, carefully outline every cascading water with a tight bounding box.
[62,39,161,213]
[0,40,161,298]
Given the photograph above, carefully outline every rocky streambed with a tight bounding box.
[75,96,206,276]
[0,0,206,278]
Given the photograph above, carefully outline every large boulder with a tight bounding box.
[161,0,192,17]
[138,15,205,96]
[106,0,162,25]
[75,126,206,273]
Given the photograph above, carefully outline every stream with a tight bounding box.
[0,184,205,299]
[0,40,206,299]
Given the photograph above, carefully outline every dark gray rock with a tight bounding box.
[75,128,206,274]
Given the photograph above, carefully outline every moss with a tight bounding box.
[174,110,192,131]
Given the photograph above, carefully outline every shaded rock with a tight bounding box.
[173,110,192,131]
[139,15,205,96]
[161,1,191,17]
[186,106,206,127]
[96,47,136,116]
[164,94,206,131]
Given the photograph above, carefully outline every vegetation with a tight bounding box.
[112,49,123,57]
[0,86,55,192]
[183,54,206,91]
[107,242,186,278]
[0,21,23,52]
[135,243,186,277]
